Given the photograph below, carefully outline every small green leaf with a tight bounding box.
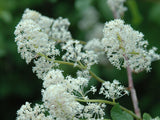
[143,113,152,120]
[111,104,133,120]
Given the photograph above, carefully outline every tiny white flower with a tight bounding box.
[102,19,160,72]
[99,80,129,100]
[90,86,97,94]
[82,103,106,119]
[16,102,53,120]
[62,40,98,69]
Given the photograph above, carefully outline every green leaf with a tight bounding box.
[111,104,133,120]
[143,113,152,120]
[142,113,160,120]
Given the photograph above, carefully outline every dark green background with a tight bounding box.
[0,0,160,119]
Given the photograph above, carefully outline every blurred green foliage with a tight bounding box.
[111,104,133,120]
[0,0,160,119]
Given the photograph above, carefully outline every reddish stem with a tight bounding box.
[112,10,141,118]
[126,66,141,118]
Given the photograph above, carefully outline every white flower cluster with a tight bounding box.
[15,7,160,120]
[14,9,60,64]
[81,103,106,119]
[14,9,72,79]
[32,57,58,79]
[99,80,129,100]
[51,17,72,42]
[43,69,64,88]
[42,84,83,119]
[42,69,107,119]
[14,8,99,80]
[76,70,90,79]
[62,40,98,69]
[22,9,72,41]
[84,38,109,65]
[85,38,103,53]
[102,19,160,72]
[107,0,127,18]
[16,102,53,120]
[17,67,107,119]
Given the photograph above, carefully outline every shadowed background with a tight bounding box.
[0,0,160,119]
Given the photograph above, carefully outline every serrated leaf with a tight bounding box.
[111,104,133,120]
[143,113,152,120]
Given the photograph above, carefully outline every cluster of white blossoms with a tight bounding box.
[81,103,106,119]
[32,57,59,79]
[99,80,129,100]
[107,0,127,18]
[45,69,108,119]
[14,9,60,64]
[14,8,99,79]
[102,19,160,72]
[62,40,98,69]
[15,7,160,120]
[84,38,103,53]
[14,8,73,79]
[84,38,109,65]
[17,102,53,120]
[50,17,72,42]
[17,67,108,119]
[42,84,83,119]
[14,9,107,119]
[42,69,89,119]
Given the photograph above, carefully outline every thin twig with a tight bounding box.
[37,53,105,83]
[124,55,141,118]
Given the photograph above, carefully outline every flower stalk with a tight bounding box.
[76,98,141,120]
[126,65,141,118]
[37,53,105,83]
[116,32,141,118]
[123,54,141,118]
